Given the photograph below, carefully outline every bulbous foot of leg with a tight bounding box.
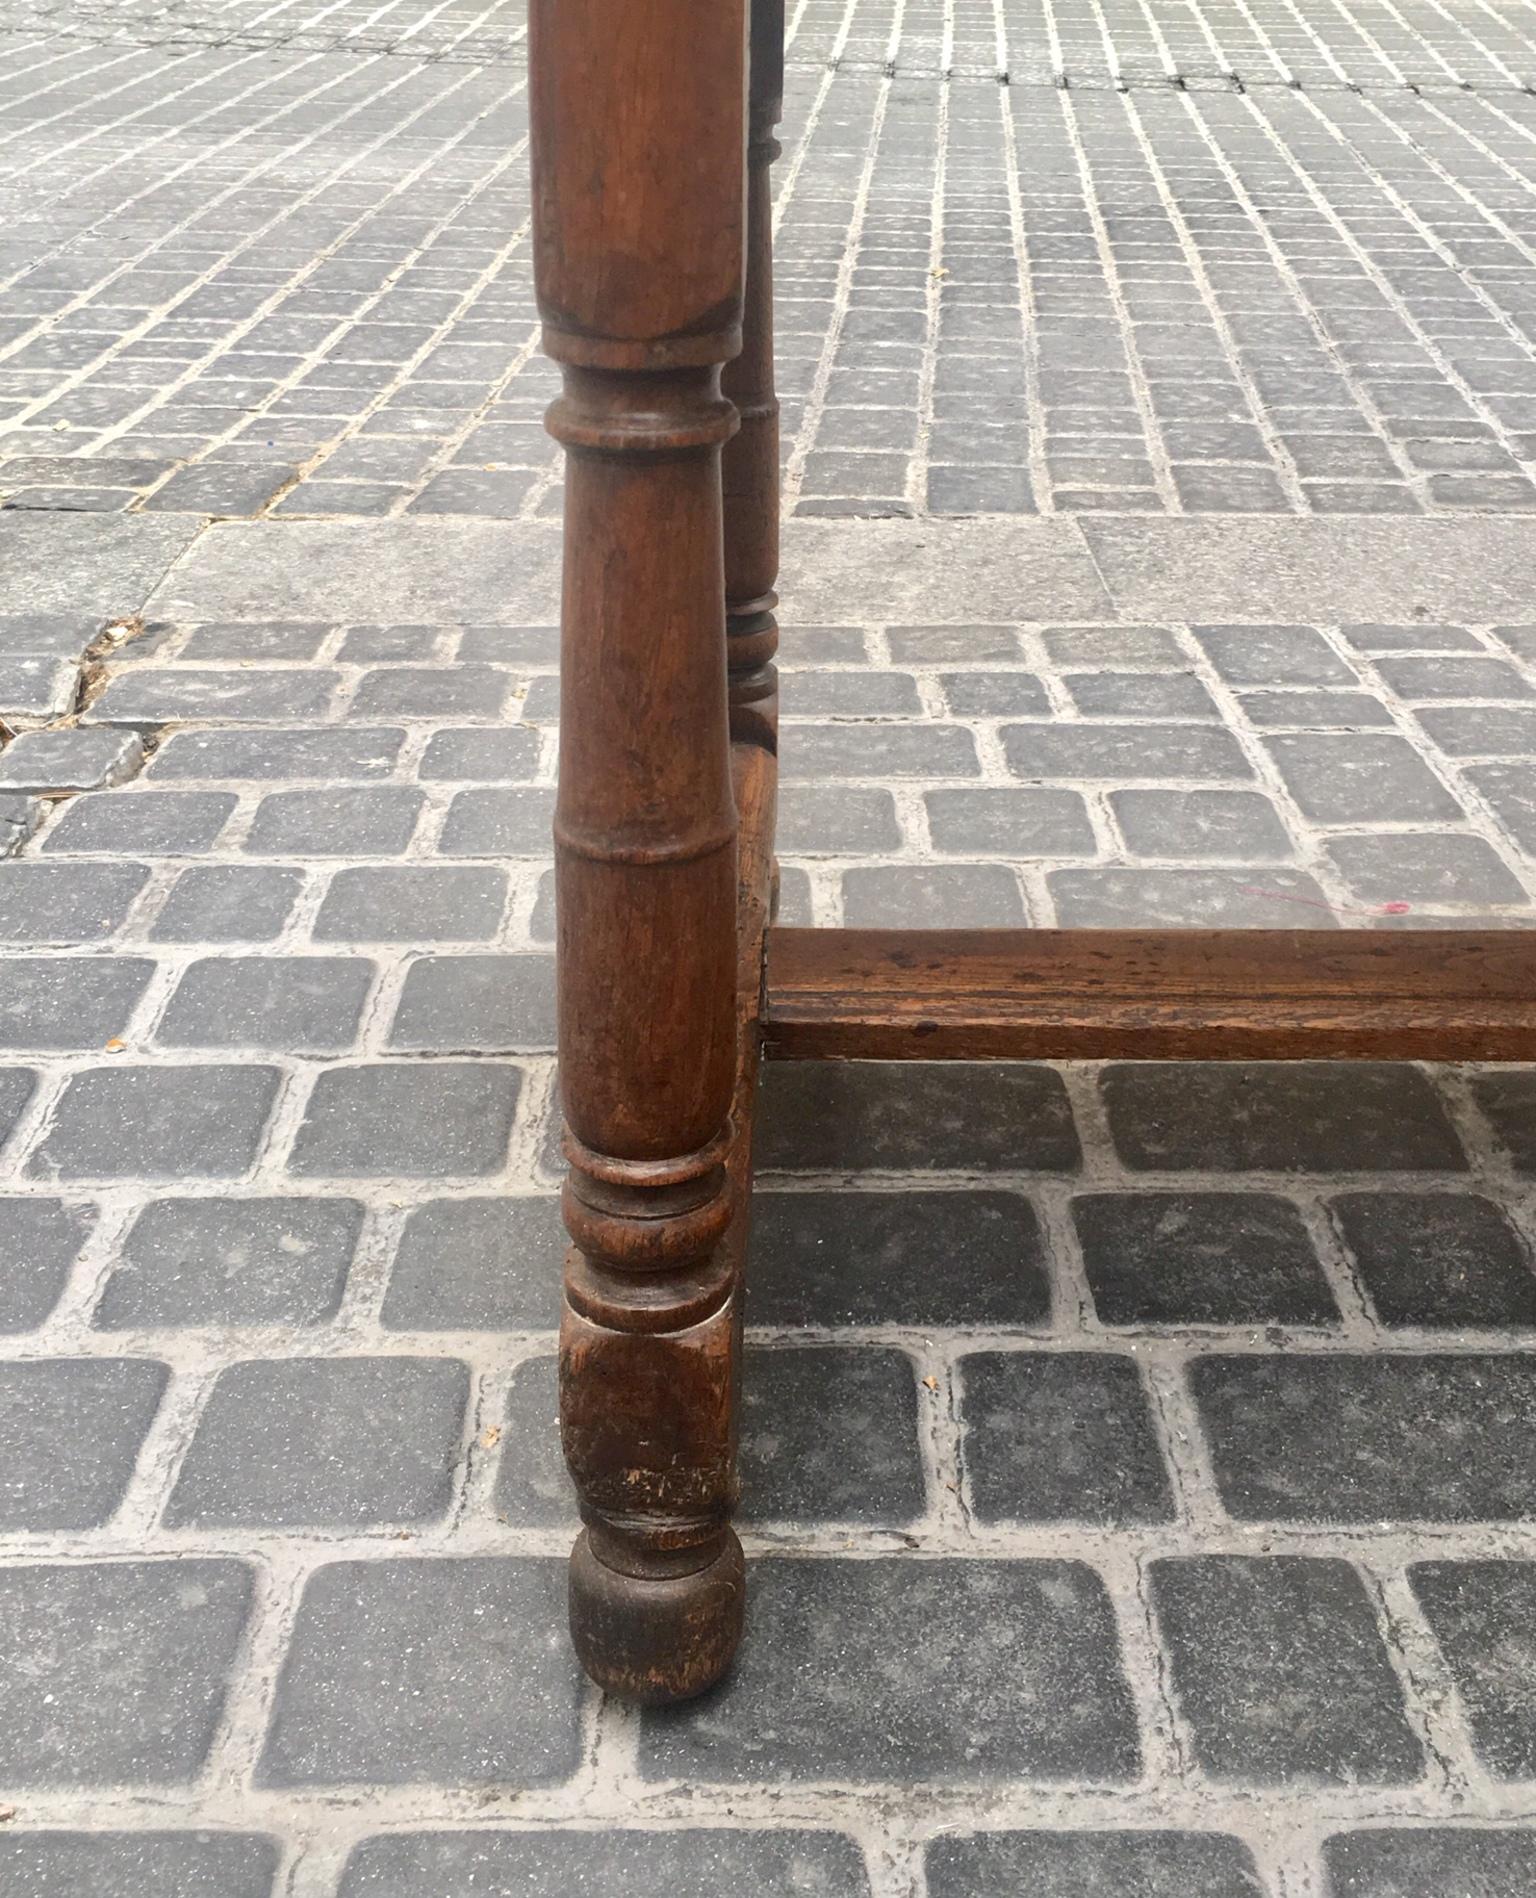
[569,1527,745,1705]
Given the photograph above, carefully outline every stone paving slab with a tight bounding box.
[128,511,1536,628]
[0,515,198,615]
[1076,518,1536,624]
[148,519,562,623]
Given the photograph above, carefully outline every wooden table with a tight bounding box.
[528,0,1536,1704]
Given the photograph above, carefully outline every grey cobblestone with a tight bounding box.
[0,1560,252,1784]
[1408,1563,1536,1779]
[0,727,141,791]
[1324,832,1528,908]
[1149,1557,1424,1786]
[1048,865,1335,927]
[288,1061,523,1178]
[1061,671,1220,721]
[1108,789,1294,861]
[1471,1069,1536,1173]
[642,1557,1140,1784]
[167,1356,469,1529]
[382,1195,561,1330]
[924,1831,1264,1897]
[1321,1829,1536,1897]
[0,792,40,856]
[42,790,237,855]
[244,786,423,857]
[315,865,508,941]
[259,1559,580,1788]
[0,1196,92,1332]
[180,622,332,662]
[1264,732,1468,825]
[1072,1192,1337,1327]
[98,1195,361,1329]
[148,864,304,941]
[0,1064,38,1142]
[743,1345,925,1526]
[150,727,405,781]
[388,953,555,1052]
[490,1355,567,1527]
[0,1831,280,1898]
[961,1351,1174,1526]
[1463,760,1536,855]
[841,861,1025,926]
[157,954,373,1053]
[760,1060,1080,1171]
[0,615,104,658]
[776,782,902,855]
[438,784,553,856]
[0,954,152,1048]
[1003,721,1253,782]
[11,0,1534,539]
[751,1188,1049,1328]
[0,1356,167,1528]
[418,725,540,780]
[1330,1192,1536,1328]
[338,1829,871,1897]
[1191,1355,1536,1521]
[28,1063,279,1179]
[87,668,343,726]
[1101,1062,1468,1173]
[925,786,1096,858]
[0,654,76,722]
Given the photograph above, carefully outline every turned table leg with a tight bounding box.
[723,0,784,760]
[530,0,749,1703]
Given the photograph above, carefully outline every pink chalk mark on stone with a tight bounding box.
[1233,884,1414,920]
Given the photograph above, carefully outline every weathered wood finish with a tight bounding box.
[763,927,1536,1062]
[531,0,1531,1710]
[723,0,784,758]
[531,0,750,1703]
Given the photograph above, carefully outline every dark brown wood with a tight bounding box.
[722,0,783,759]
[763,927,1536,1062]
[531,0,750,1705]
[529,0,1536,1713]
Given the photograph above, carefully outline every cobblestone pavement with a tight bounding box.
[5,0,1536,517]
[0,516,1530,1894]
[2,1,1536,1896]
